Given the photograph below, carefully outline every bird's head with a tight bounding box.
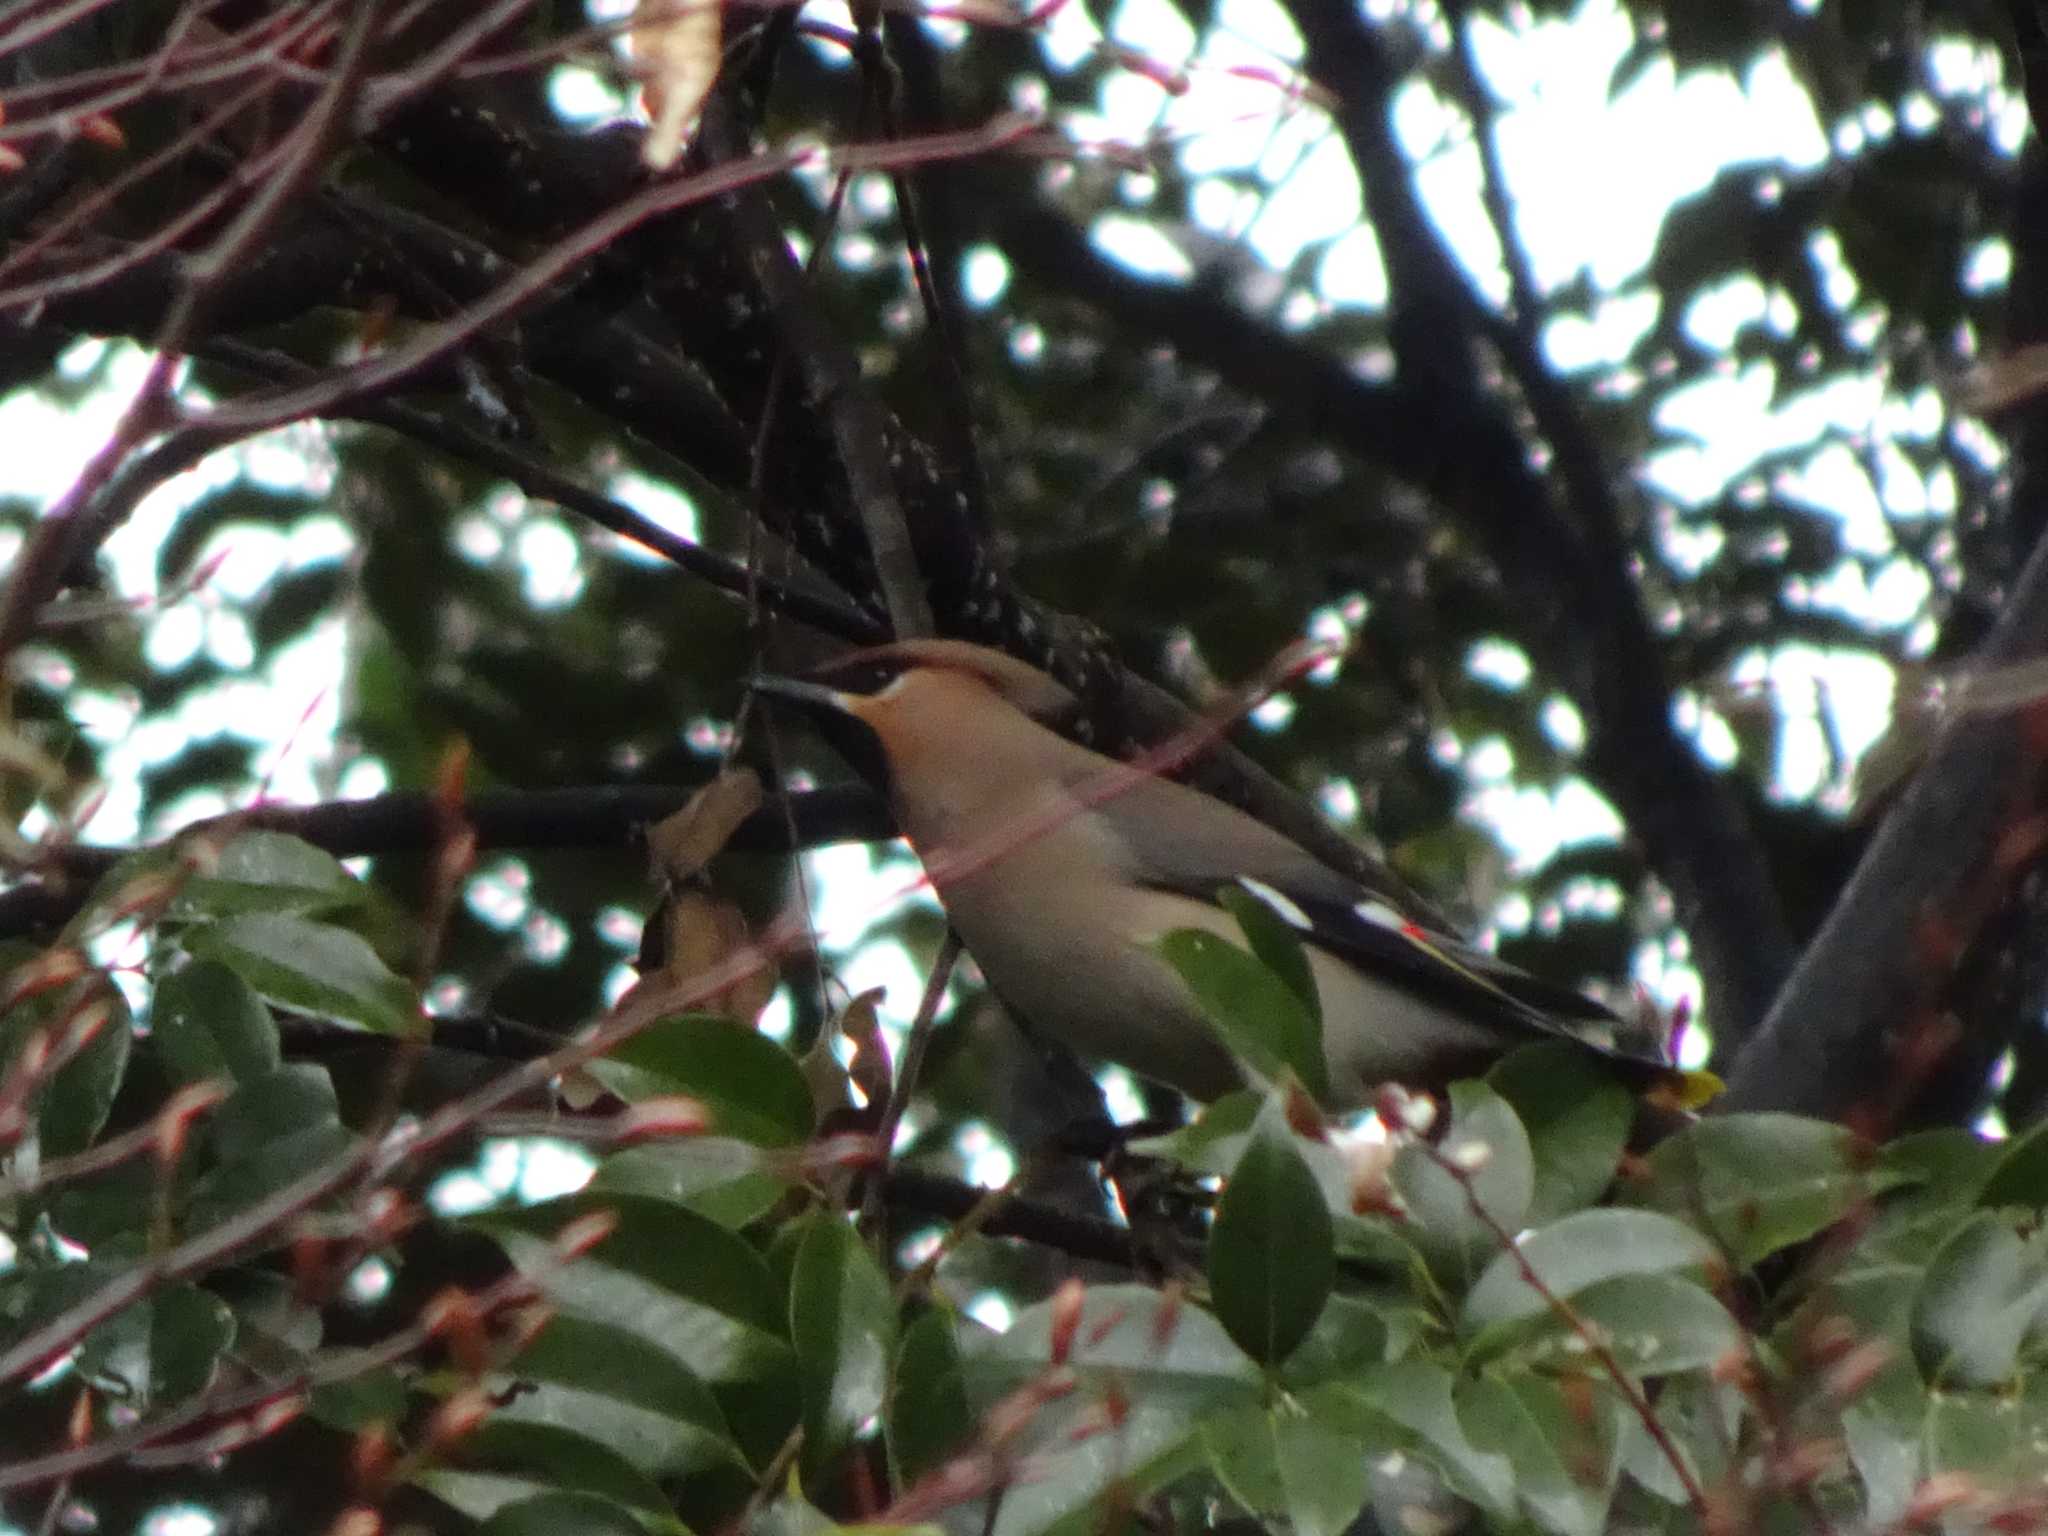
[751,640,1083,794]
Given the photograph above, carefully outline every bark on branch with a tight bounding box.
[1720,518,2048,1122]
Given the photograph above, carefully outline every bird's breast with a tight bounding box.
[914,825,1247,1102]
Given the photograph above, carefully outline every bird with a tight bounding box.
[753,638,1704,1112]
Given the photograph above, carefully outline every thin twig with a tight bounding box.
[196,339,884,643]
[722,1425,805,1536]
[0,782,894,936]
[877,930,962,1166]
[863,929,962,1230]
[0,639,1308,1409]
[1413,1135,1710,1517]
[877,22,993,529]
[0,1140,377,1390]
[0,1081,227,1203]
[736,45,881,1030]
[0,2,319,140]
[700,85,939,640]
[186,112,1036,438]
[0,0,383,678]
[0,1211,569,1489]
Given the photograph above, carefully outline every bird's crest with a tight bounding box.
[808,639,1081,724]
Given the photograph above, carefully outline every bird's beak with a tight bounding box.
[748,674,864,720]
[749,674,891,792]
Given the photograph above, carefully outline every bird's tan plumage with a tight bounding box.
[760,643,1684,1108]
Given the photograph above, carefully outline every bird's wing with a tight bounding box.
[1263,886,1620,1028]
[1081,767,1434,916]
[1088,767,1662,1056]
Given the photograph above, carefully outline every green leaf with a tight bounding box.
[1909,1213,2048,1387]
[77,1283,235,1409]
[1840,1358,1930,1527]
[957,1285,1260,1536]
[587,1013,814,1146]
[1208,1100,1333,1364]
[495,1312,744,1479]
[477,1192,799,1469]
[1276,1292,1391,1385]
[1850,1131,1994,1271]
[1808,1262,1919,1365]
[789,1212,897,1476]
[1202,1395,1368,1536]
[1391,1081,1533,1282]
[1344,1360,1514,1517]
[11,1262,131,1351]
[1616,1372,1736,1505]
[1864,1129,2003,1262]
[1157,928,1327,1098]
[748,1484,837,1536]
[38,989,131,1160]
[1332,1213,1428,1275]
[476,1193,791,1380]
[188,913,418,1036]
[1979,1116,2048,1211]
[312,1369,407,1431]
[1885,1127,2000,1203]
[151,959,279,1084]
[1634,1112,1892,1268]
[591,1138,790,1228]
[1924,1374,2048,1484]
[37,849,141,945]
[751,1491,940,1536]
[50,1161,160,1252]
[1483,1274,1741,1377]
[175,831,366,917]
[477,1492,651,1536]
[188,1064,357,1227]
[1461,1209,1718,1341]
[1457,1372,1620,1536]
[1125,1090,1260,1169]
[415,1419,681,1531]
[0,945,132,1157]
[889,1307,970,1488]
[213,1269,322,1368]
[1488,1040,1634,1225]
[1218,883,1320,1026]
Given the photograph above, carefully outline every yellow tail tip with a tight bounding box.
[1648,1068,1724,1113]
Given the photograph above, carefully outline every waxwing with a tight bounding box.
[756,640,1697,1109]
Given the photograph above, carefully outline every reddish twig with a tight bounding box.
[185,109,1038,439]
[0,1080,227,1203]
[1410,1134,1710,1517]
[0,1206,603,1489]
[0,637,1302,1454]
[0,1,323,143]
[0,0,382,678]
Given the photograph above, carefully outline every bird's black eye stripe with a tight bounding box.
[808,657,912,697]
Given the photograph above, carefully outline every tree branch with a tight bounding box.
[348,69,1548,951]
[0,783,892,937]
[698,91,936,639]
[993,39,1792,1045]
[198,339,885,645]
[1277,0,1792,1046]
[880,1165,1134,1268]
[1719,515,2048,1122]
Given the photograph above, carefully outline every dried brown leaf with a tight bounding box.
[630,0,723,171]
[646,766,762,883]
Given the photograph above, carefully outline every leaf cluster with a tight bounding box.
[1,853,2045,1535]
